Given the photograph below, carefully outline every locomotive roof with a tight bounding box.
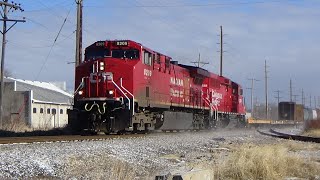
[87,40,172,59]
[178,64,211,77]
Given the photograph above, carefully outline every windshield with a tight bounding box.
[85,49,110,61]
[112,49,140,59]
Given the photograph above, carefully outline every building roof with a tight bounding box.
[5,77,73,105]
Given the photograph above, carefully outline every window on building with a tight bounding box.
[33,108,37,114]
[60,109,63,114]
[47,108,51,114]
[52,108,57,115]
[40,108,44,114]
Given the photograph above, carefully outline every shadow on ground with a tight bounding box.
[0,127,73,137]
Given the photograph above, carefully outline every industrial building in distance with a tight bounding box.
[3,77,72,129]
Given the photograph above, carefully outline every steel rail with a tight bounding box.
[257,129,320,143]
[0,134,146,145]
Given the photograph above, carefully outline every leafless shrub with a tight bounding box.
[2,117,31,132]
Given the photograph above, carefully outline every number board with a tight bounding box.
[95,41,105,47]
[115,41,128,46]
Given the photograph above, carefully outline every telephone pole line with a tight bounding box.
[289,79,292,102]
[0,0,25,129]
[247,78,259,117]
[191,53,209,68]
[264,60,269,119]
[274,90,282,105]
[219,25,223,76]
[309,95,312,108]
[292,94,299,103]
[75,0,83,67]
[301,89,305,106]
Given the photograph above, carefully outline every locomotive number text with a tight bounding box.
[116,41,128,46]
[144,69,152,77]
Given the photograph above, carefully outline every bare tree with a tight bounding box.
[1,68,12,77]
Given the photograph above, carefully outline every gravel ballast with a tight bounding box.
[0,128,318,179]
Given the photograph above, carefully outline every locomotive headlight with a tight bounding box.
[99,62,105,71]
[109,90,114,95]
[78,90,83,95]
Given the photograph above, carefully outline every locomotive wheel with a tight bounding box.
[144,123,151,134]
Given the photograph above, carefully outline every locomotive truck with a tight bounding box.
[68,40,246,134]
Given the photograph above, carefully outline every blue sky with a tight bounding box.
[2,0,320,107]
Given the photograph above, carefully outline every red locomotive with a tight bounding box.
[68,40,246,133]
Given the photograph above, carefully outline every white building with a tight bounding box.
[4,77,73,129]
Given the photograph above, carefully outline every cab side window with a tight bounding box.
[143,51,152,66]
[165,58,170,73]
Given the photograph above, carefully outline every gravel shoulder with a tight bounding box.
[0,128,319,179]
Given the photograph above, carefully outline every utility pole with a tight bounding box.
[264,60,269,119]
[289,79,292,102]
[0,0,25,129]
[247,78,259,117]
[292,95,299,103]
[301,89,304,107]
[191,53,209,68]
[75,0,83,67]
[274,90,282,105]
[310,95,312,108]
[219,25,223,76]
[314,96,317,108]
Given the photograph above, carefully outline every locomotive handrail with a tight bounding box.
[73,77,86,97]
[203,96,219,122]
[108,75,131,111]
[120,78,135,116]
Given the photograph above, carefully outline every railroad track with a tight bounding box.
[0,128,207,145]
[0,134,146,145]
[257,129,320,143]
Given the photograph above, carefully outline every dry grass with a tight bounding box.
[303,129,320,137]
[213,143,320,180]
[65,155,145,179]
[281,140,320,152]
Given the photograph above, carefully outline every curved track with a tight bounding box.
[257,129,320,143]
[0,134,145,145]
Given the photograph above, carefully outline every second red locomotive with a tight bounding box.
[69,40,246,133]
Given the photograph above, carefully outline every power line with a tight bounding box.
[292,94,299,103]
[301,88,305,107]
[289,79,292,102]
[264,60,269,119]
[0,0,25,129]
[274,90,282,105]
[34,7,72,80]
[129,0,225,48]
[190,53,209,68]
[85,0,293,8]
[219,26,223,76]
[247,78,260,117]
[24,0,73,12]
